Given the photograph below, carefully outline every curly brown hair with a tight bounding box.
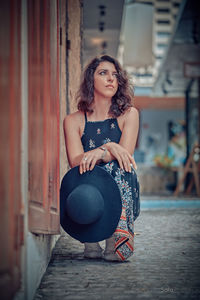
[77,55,134,117]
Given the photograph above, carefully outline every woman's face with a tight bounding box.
[93,61,118,100]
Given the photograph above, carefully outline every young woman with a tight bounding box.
[63,55,140,261]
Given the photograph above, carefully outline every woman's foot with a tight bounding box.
[84,242,103,259]
[103,250,121,262]
[103,235,121,262]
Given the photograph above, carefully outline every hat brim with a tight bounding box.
[60,165,122,243]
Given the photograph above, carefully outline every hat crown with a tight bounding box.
[66,184,104,225]
[60,165,122,243]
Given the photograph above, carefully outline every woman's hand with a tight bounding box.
[105,142,137,172]
[79,148,104,174]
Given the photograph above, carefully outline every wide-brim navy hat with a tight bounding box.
[60,165,122,243]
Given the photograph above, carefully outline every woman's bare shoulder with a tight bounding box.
[63,110,84,126]
[118,107,139,123]
[124,107,139,119]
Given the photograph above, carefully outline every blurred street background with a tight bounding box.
[82,0,200,197]
[0,0,200,299]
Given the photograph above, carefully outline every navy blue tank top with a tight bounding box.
[81,113,122,152]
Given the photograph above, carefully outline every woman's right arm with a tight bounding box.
[63,113,106,174]
[63,114,85,168]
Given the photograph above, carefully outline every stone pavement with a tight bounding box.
[34,206,200,300]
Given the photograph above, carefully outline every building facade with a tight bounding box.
[0,1,82,299]
[123,0,182,87]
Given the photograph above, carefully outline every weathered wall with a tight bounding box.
[15,1,61,300]
[14,1,83,300]
[60,0,68,180]
[67,0,82,113]
[60,0,82,180]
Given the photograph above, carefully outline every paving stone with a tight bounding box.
[34,207,200,300]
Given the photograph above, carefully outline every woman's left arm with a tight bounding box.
[119,107,139,154]
[102,107,139,171]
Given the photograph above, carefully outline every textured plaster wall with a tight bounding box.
[67,0,82,113]
[60,0,82,179]
[60,0,68,180]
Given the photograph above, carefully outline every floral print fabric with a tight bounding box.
[81,114,140,260]
[103,160,140,260]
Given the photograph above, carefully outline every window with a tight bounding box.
[157,31,171,38]
[156,8,170,13]
[134,73,153,78]
[157,20,170,24]
[173,2,180,8]
[157,43,167,48]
